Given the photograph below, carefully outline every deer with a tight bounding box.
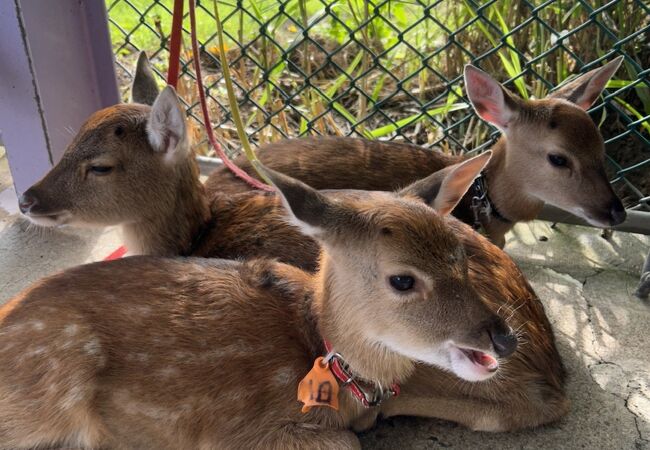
[0,162,522,449]
[204,57,626,248]
[16,55,567,431]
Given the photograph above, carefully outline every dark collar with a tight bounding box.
[470,173,511,231]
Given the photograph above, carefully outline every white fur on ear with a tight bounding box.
[147,86,187,162]
[464,65,517,132]
[276,193,325,238]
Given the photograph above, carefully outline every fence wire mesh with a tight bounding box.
[106,0,649,212]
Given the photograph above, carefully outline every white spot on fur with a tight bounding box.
[135,305,152,316]
[26,346,46,357]
[64,324,79,336]
[158,366,180,378]
[1,323,25,335]
[31,321,45,331]
[60,385,86,410]
[272,367,295,385]
[174,350,192,361]
[83,338,101,356]
[114,389,181,422]
[18,346,47,363]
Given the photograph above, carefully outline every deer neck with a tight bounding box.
[483,138,544,222]
[309,253,415,387]
[122,160,211,256]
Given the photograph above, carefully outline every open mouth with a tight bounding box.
[448,344,500,382]
[458,347,499,372]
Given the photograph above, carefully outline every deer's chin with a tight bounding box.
[376,336,499,382]
[559,205,613,228]
[23,211,72,227]
[449,345,499,382]
[582,209,626,228]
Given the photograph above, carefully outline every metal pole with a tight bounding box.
[0,0,119,195]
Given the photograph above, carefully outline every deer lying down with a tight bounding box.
[205,58,626,247]
[1,164,520,449]
[18,80,567,431]
[18,86,316,269]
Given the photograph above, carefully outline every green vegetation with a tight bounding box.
[106,0,649,155]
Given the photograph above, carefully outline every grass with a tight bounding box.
[106,0,649,158]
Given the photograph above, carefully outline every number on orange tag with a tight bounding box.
[297,357,340,413]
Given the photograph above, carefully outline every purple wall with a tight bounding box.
[0,0,119,194]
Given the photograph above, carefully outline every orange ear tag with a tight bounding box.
[297,357,340,413]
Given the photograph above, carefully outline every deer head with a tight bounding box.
[259,152,517,383]
[18,85,197,229]
[464,57,625,227]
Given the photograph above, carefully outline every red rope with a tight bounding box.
[187,0,272,191]
[166,0,184,87]
[104,246,127,261]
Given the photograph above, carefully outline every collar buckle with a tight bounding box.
[471,174,492,230]
[325,350,399,408]
[470,171,512,230]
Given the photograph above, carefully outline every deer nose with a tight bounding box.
[609,198,626,226]
[489,327,518,358]
[18,192,37,214]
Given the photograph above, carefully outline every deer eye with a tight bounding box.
[89,166,114,176]
[389,275,415,292]
[547,154,568,167]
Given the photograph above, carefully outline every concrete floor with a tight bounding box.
[1,153,649,449]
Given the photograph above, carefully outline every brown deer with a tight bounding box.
[18,72,567,431]
[205,57,626,248]
[0,164,519,449]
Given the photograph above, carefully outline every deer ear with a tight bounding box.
[147,86,187,159]
[131,52,160,106]
[253,162,333,237]
[464,65,520,132]
[548,56,623,110]
[399,151,492,216]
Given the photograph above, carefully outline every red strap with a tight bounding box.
[104,245,127,261]
[187,0,272,191]
[323,340,400,408]
[166,0,184,88]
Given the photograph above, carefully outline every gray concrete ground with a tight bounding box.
[1,152,649,449]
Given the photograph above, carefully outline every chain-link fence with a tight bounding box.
[106,0,649,212]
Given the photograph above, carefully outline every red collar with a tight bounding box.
[323,340,400,408]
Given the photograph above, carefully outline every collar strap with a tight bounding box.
[470,173,511,231]
[323,340,400,408]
